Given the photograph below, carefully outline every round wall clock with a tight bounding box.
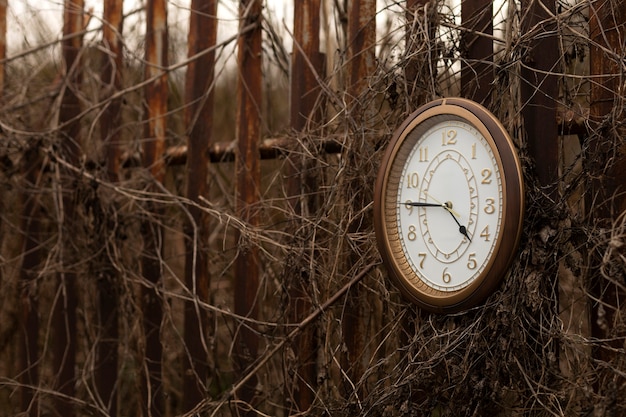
[374,98,524,313]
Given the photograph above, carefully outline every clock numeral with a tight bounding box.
[484,198,496,214]
[471,143,477,159]
[404,200,414,215]
[467,253,477,270]
[481,168,492,184]
[418,252,426,269]
[442,268,451,284]
[406,172,419,189]
[407,225,417,241]
[441,129,457,146]
[480,225,491,241]
[419,146,428,162]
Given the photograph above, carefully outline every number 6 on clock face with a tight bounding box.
[374,98,524,313]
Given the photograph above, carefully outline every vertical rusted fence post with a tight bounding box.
[0,0,5,97]
[141,0,168,415]
[19,149,43,416]
[520,0,559,192]
[101,0,124,182]
[286,0,323,412]
[588,0,626,381]
[53,1,84,415]
[182,0,217,411]
[95,0,124,414]
[342,0,376,400]
[405,0,437,108]
[461,0,493,103]
[518,0,560,393]
[233,0,262,414]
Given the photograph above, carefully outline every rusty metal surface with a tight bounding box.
[290,0,322,131]
[0,0,5,96]
[347,0,376,107]
[343,0,377,400]
[143,0,168,182]
[461,0,493,103]
[182,0,217,411]
[286,0,323,412]
[520,0,559,191]
[51,1,85,415]
[234,0,263,413]
[95,1,124,414]
[59,0,84,163]
[101,0,123,181]
[588,0,626,360]
[405,0,437,108]
[142,0,168,415]
[588,0,626,215]
[589,0,624,121]
[122,136,343,167]
[19,148,43,417]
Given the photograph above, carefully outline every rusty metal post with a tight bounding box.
[182,0,217,411]
[143,0,168,183]
[588,0,626,373]
[95,0,124,414]
[290,0,323,132]
[342,0,376,400]
[286,0,323,412]
[0,0,6,97]
[405,0,437,108]
[520,0,559,192]
[141,0,168,415]
[461,0,493,103]
[346,0,376,110]
[233,0,262,414]
[19,148,43,417]
[51,1,84,416]
[101,0,124,181]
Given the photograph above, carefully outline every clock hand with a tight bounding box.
[423,191,462,218]
[404,201,443,208]
[446,209,472,242]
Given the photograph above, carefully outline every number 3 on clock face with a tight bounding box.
[374,98,524,313]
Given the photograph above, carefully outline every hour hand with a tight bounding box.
[446,209,472,242]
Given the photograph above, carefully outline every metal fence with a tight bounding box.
[1,0,625,416]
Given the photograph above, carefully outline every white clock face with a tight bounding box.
[375,98,524,313]
[396,119,504,292]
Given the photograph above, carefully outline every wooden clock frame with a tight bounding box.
[373,98,525,313]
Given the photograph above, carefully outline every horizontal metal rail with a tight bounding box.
[119,106,587,169]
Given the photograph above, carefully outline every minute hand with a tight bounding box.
[404,202,445,208]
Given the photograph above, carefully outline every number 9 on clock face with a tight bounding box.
[374,98,524,313]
